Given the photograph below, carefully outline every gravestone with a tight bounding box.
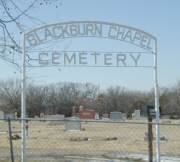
[132,110,141,119]
[40,112,45,118]
[45,114,65,125]
[34,115,39,119]
[95,113,100,120]
[79,105,84,111]
[110,112,122,120]
[0,111,4,119]
[15,112,18,118]
[44,114,65,120]
[4,113,15,119]
[122,113,127,120]
[65,117,81,131]
[102,114,109,118]
[72,106,76,116]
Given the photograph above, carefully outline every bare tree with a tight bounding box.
[0,0,62,67]
[0,79,21,115]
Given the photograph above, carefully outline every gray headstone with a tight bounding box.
[110,112,122,120]
[65,117,81,131]
[44,114,65,120]
[40,113,45,118]
[132,110,141,119]
[102,114,109,118]
[34,115,39,119]
[4,113,15,120]
[0,111,4,119]
[122,113,127,120]
[45,114,65,125]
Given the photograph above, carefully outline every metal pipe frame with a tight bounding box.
[21,21,160,162]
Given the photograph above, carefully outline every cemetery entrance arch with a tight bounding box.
[21,21,160,162]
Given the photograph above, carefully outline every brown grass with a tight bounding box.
[0,120,180,160]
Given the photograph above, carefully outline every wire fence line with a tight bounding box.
[0,118,180,162]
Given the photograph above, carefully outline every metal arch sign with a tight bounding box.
[25,21,156,52]
[23,21,157,68]
[21,21,160,162]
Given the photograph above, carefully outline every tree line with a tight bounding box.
[0,79,180,118]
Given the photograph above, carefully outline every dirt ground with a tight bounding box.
[0,120,180,161]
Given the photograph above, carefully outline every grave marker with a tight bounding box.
[65,117,81,131]
[0,111,4,119]
[110,112,122,121]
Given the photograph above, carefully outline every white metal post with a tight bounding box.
[154,39,160,162]
[21,33,26,162]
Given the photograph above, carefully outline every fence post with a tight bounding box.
[148,117,153,162]
[147,105,156,162]
[8,118,15,162]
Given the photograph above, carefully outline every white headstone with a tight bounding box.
[79,105,84,111]
[95,113,99,120]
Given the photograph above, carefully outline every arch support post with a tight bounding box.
[154,40,160,162]
[21,33,26,162]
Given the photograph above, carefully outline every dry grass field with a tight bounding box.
[0,120,180,161]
